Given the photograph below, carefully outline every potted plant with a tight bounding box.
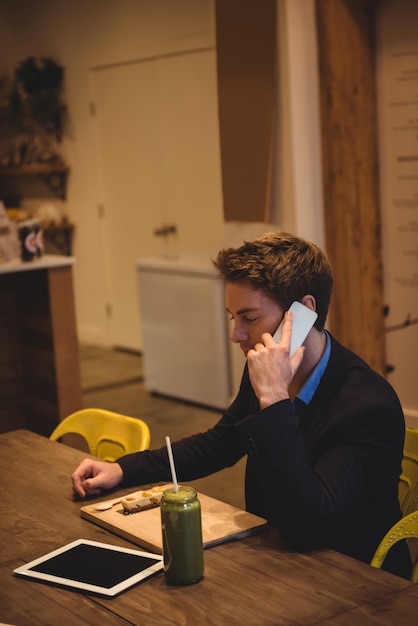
[9,56,67,142]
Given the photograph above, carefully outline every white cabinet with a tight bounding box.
[136,257,232,410]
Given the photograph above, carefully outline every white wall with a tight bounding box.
[0,0,324,351]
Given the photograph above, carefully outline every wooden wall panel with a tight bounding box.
[315,0,386,374]
[215,0,276,222]
[0,284,26,432]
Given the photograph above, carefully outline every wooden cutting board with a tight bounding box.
[80,484,268,554]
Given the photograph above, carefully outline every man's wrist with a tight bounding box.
[259,391,290,410]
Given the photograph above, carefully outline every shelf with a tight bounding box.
[0,163,68,174]
[0,163,69,199]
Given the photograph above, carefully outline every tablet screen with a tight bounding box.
[13,539,164,596]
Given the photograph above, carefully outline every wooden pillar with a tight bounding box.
[315,0,386,374]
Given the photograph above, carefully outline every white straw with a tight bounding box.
[165,436,178,492]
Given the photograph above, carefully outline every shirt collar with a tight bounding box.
[295,330,331,407]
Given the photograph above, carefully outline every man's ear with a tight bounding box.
[300,295,316,312]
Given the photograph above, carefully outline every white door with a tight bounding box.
[91,49,223,350]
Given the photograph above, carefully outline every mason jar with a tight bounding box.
[160,486,204,585]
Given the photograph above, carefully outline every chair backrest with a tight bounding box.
[399,427,418,516]
[49,408,150,461]
[370,511,418,583]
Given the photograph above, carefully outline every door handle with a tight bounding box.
[154,224,177,237]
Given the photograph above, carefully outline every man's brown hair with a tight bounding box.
[213,231,333,331]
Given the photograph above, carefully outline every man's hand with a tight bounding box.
[247,311,304,409]
[71,458,124,498]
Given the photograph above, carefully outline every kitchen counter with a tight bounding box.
[0,254,82,435]
[0,253,75,274]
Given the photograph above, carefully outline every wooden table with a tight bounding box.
[0,256,82,436]
[1,430,418,625]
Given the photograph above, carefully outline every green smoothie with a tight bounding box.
[160,486,204,585]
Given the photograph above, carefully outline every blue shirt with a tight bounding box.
[292,331,331,421]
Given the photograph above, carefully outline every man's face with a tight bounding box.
[225,282,284,357]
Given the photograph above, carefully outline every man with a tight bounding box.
[72,231,411,578]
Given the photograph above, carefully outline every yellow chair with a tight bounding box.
[49,408,150,462]
[399,427,418,515]
[370,511,418,583]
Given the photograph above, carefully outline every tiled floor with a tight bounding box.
[80,345,246,509]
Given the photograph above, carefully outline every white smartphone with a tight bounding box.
[272,301,318,356]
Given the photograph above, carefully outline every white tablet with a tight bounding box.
[13,538,164,597]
